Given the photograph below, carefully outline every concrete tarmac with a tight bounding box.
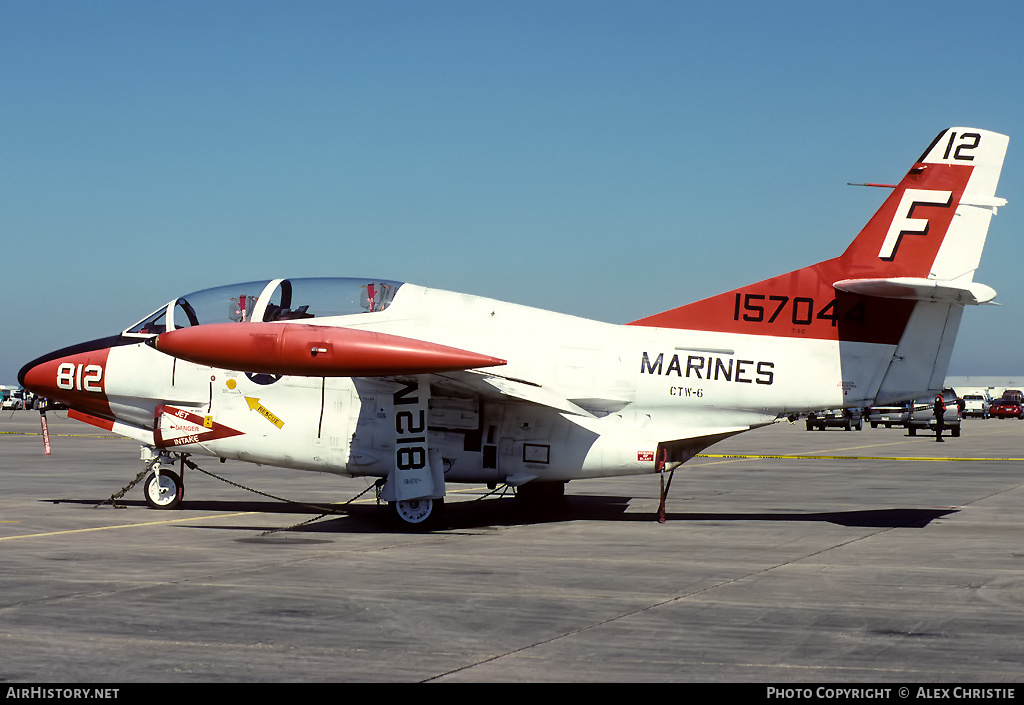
[2,410,1023,683]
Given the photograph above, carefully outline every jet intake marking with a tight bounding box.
[641,352,774,385]
[878,189,953,261]
[154,405,245,448]
[245,396,285,428]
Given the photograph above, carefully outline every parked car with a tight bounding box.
[908,388,963,437]
[961,393,991,418]
[990,396,1024,419]
[1,389,26,410]
[35,397,68,412]
[806,408,863,431]
[867,401,912,428]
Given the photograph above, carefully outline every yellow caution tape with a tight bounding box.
[697,453,1024,462]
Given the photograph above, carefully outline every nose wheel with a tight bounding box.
[144,468,183,510]
[138,448,186,510]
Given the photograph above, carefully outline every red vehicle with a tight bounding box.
[990,395,1024,419]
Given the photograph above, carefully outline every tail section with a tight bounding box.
[837,127,1008,293]
[629,127,1008,404]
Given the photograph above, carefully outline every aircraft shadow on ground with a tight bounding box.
[44,495,958,534]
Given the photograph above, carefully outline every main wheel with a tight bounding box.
[389,498,442,529]
[144,469,183,510]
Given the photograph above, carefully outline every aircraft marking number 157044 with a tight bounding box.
[732,294,865,329]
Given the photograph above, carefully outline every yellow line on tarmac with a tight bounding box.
[0,430,121,439]
[697,453,1024,462]
[0,512,260,542]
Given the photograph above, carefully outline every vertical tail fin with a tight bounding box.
[629,128,1008,343]
[628,127,1008,405]
[834,128,1009,403]
[837,127,1008,292]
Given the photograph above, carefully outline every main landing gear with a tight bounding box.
[133,447,446,529]
[372,477,444,529]
[389,497,444,528]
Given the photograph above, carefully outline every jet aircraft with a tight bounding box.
[20,127,1009,527]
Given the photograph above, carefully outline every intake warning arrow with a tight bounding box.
[245,397,284,429]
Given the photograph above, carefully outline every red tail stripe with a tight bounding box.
[628,162,974,342]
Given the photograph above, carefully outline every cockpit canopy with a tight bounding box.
[123,278,403,336]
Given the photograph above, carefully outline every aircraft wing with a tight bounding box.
[153,321,747,453]
[427,368,633,419]
[153,322,636,419]
[428,368,754,471]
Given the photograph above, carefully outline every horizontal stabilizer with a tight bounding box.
[833,277,997,305]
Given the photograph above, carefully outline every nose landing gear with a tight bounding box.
[141,447,185,510]
[144,468,183,509]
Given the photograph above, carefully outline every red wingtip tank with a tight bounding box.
[151,322,506,377]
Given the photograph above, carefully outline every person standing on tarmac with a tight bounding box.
[934,394,946,442]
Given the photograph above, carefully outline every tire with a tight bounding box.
[389,498,442,529]
[144,469,183,510]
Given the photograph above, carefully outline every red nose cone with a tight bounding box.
[153,322,506,377]
[20,347,114,419]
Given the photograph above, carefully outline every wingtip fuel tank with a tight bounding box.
[150,322,507,377]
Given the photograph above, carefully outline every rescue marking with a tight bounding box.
[245,397,285,428]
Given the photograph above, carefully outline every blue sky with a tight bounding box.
[2,0,1023,384]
